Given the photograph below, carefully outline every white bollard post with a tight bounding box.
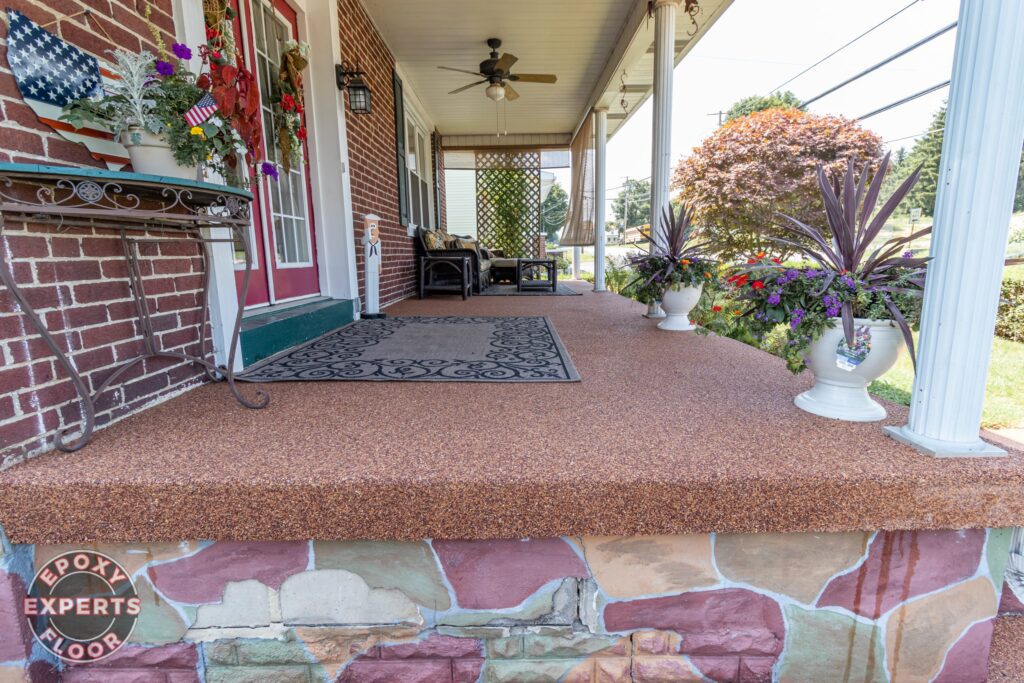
[362,214,385,319]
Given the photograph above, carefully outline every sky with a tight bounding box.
[600,0,961,198]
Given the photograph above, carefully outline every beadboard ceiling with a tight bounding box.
[360,0,733,141]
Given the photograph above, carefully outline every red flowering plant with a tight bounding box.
[627,203,719,298]
[728,153,929,373]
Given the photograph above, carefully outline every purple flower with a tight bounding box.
[903,250,913,258]
[767,290,781,306]
[155,60,175,76]
[790,308,805,330]
[171,43,193,60]
[804,269,820,279]
[261,162,279,180]
[840,274,856,290]
[822,294,841,317]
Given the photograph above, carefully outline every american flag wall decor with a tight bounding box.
[4,8,130,168]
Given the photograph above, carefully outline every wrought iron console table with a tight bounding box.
[0,163,268,452]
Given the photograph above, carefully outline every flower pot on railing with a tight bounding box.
[795,318,905,422]
[122,128,199,180]
[657,283,702,331]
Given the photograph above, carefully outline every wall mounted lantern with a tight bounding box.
[336,61,372,114]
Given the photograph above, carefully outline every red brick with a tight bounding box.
[0,409,60,450]
[0,284,72,311]
[50,237,82,258]
[18,380,77,413]
[0,390,15,421]
[46,135,106,168]
[159,240,201,257]
[160,328,198,350]
[81,237,124,258]
[2,234,48,258]
[45,304,109,330]
[79,321,136,347]
[0,125,45,156]
[6,331,82,364]
[74,281,131,304]
[152,258,195,275]
[36,260,103,283]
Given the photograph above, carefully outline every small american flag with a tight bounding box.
[185,93,218,127]
[5,9,129,168]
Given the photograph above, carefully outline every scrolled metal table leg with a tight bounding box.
[221,224,268,409]
[0,216,96,451]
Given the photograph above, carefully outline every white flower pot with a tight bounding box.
[657,283,702,331]
[122,129,199,180]
[795,318,905,422]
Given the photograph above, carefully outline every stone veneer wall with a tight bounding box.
[0,528,1013,682]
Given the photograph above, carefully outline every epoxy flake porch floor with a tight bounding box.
[1,282,1023,543]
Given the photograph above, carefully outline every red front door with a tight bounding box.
[230,0,319,307]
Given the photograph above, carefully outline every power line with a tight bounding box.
[858,80,950,120]
[801,21,956,108]
[770,0,923,94]
[885,127,944,144]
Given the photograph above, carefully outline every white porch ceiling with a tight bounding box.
[359,0,732,143]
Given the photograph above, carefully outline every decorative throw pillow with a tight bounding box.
[424,230,444,250]
[444,234,461,248]
[457,238,480,255]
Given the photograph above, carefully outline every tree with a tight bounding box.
[611,178,651,229]
[892,104,1024,216]
[540,181,568,241]
[674,108,883,261]
[725,91,804,122]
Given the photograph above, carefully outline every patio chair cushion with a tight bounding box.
[423,230,446,250]
[479,258,491,272]
[492,257,518,268]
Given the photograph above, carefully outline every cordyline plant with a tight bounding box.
[627,203,718,294]
[774,153,928,360]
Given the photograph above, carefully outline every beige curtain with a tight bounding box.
[559,114,595,246]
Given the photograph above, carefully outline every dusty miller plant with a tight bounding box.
[62,50,163,143]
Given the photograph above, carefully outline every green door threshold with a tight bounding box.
[240,297,357,366]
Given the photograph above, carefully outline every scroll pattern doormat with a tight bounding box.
[240,316,581,382]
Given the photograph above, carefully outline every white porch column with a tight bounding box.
[885,0,1024,457]
[593,107,608,292]
[649,0,680,245]
[572,246,582,280]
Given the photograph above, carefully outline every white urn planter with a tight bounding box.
[795,318,905,422]
[122,128,199,180]
[657,283,702,331]
[644,300,666,319]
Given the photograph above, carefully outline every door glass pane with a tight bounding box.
[251,0,311,266]
[409,175,421,226]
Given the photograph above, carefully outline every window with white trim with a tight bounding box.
[404,111,433,229]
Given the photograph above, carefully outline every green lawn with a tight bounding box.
[869,333,1024,429]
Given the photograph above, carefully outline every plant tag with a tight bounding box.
[836,326,872,372]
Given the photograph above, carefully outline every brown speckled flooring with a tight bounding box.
[989,617,1024,681]
[1,283,1022,543]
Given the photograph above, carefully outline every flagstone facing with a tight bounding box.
[817,529,986,618]
[578,534,717,598]
[7,528,1010,681]
[715,531,870,603]
[885,576,998,682]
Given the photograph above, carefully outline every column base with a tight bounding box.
[884,425,1007,458]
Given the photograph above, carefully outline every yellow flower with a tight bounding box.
[190,126,205,138]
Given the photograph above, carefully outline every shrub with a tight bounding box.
[997,279,1024,343]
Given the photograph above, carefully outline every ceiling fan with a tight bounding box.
[438,38,557,102]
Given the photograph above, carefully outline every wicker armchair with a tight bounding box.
[414,227,492,294]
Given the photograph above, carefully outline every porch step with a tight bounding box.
[240,298,357,366]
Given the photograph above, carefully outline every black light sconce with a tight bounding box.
[336,61,372,114]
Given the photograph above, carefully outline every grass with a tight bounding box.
[869,333,1024,429]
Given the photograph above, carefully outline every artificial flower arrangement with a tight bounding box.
[628,203,718,295]
[273,40,310,172]
[730,153,929,373]
[61,6,275,184]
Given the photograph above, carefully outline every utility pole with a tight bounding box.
[622,176,630,242]
[707,111,726,127]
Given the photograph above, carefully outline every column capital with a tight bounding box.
[652,0,682,8]
[592,106,609,114]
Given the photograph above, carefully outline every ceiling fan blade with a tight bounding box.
[494,52,518,73]
[510,73,557,84]
[438,66,486,77]
[448,80,488,95]
[504,83,520,101]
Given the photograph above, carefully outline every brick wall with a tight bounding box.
[338,0,416,306]
[0,1,208,466]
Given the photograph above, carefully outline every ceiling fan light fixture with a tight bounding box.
[485,83,506,102]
